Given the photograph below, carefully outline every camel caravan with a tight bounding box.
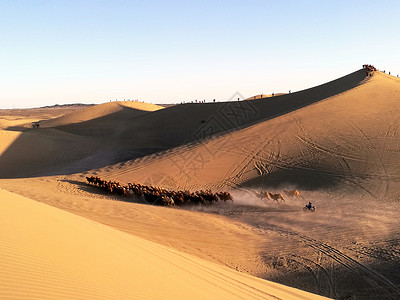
[86,176,232,207]
[254,189,301,203]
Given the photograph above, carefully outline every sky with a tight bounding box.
[0,0,399,108]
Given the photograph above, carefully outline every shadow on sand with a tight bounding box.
[0,69,367,179]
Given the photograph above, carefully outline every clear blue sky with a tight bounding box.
[1,0,399,108]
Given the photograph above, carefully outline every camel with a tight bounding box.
[268,192,285,203]
[86,176,95,184]
[255,190,269,200]
[216,191,233,202]
[198,190,218,203]
[284,189,300,198]
[170,191,185,205]
[158,195,175,207]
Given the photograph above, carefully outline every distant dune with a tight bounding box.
[40,101,163,128]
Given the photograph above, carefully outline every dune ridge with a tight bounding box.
[0,69,371,179]
[39,101,163,128]
[91,71,400,198]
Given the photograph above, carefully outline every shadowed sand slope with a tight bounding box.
[97,72,400,199]
[0,188,329,300]
[0,128,100,178]
[0,104,92,130]
[56,69,367,146]
[0,103,164,178]
[0,69,368,178]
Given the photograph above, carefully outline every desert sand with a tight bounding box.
[1,188,328,299]
[1,69,399,299]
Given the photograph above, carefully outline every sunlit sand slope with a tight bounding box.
[0,188,329,299]
[99,72,400,199]
[55,69,367,146]
[0,69,368,178]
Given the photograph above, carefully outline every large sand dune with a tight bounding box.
[0,69,368,178]
[90,71,400,200]
[1,68,400,299]
[0,188,328,299]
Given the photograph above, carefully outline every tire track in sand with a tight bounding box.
[259,225,400,299]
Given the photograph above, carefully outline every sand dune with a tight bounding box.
[1,68,400,299]
[0,69,369,178]
[0,104,92,129]
[0,102,165,177]
[40,101,164,128]
[0,188,328,299]
[0,127,99,178]
[90,71,400,200]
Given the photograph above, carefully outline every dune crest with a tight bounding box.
[40,101,163,128]
[0,69,372,179]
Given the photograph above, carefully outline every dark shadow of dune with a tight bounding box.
[59,179,148,204]
[245,68,367,126]
[4,126,29,132]
[0,107,169,178]
[54,69,367,146]
[240,167,343,190]
[0,69,368,179]
[107,69,368,148]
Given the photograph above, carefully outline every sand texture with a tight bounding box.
[0,188,328,299]
[1,69,400,299]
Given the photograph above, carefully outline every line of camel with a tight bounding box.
[254,189,301,203]
[86,176,232,207]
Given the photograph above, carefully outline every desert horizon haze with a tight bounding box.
[1,0,400,108]
[1,66,400,299]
